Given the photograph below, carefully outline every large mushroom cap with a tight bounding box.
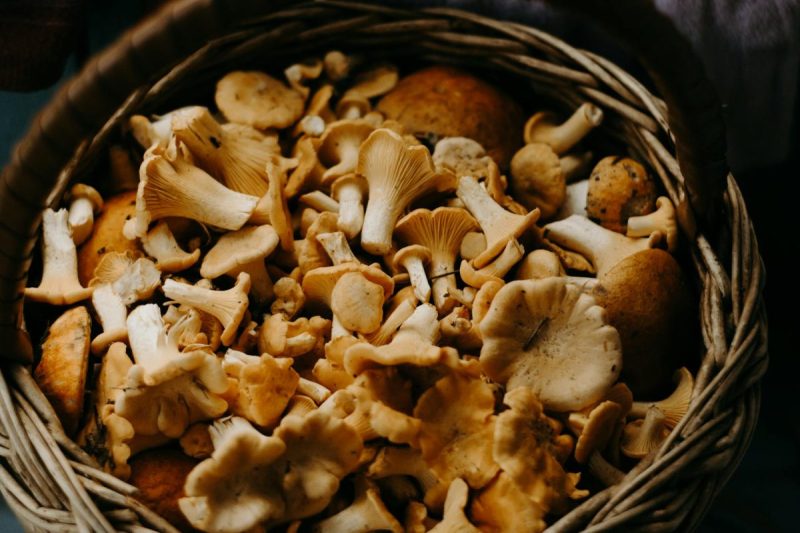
[377,66,523,168]
[480,278,622,411]
[216,71,304,130]
[200,225,279,279]
[510,143,565,219]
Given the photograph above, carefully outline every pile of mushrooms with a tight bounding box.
[26,51,698,533]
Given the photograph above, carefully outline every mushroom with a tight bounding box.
[115,305,229,438]
[621,405,670,459]
[25,208,94,305]
[33,306,91,436]
[162,272,251,346]
[171,106,284,196]
[317,119,375,182]
[310,477,403,533]
[459,239,524,289]
[367,446,445,509]
[66,183,103,245]
[586,156,658,233]
[405,501,436,533]
[258,313,329,358]
[392,245,432,302]
[180,423,214,459]
[509,142,567,220]
[428,479,481,533]
[215,71,305,129]
[432,137,494,179]
[556,179,589,219]
[312,359,355,391]
[129,151,259,238]
[543,214,661,278]
[357,128,455,255]
[222,349,299,428]
[591,249,695,397]
[297,211,339,275]
[324,50,360,82]
[524,103,603,154]
[456,175,539,268]
[471,473,548,533]
[341,368,418,443]
[331,173,368,238]
[316,231,359,265]
[90,284,129,355]
[337,64,399,119]
[414,373,499,493]
[567,401,624,464]
[439,306,482,353]
[271,276,306,319]
[129,106,198,149]
[297,377,333,405]
[515,249,565,280]
[362,297,416,347]
[459,232,486,261]
[627,196,679,253]
[179,416,288,532]
[395,208,479,314]
[140,220,201,273]
[480,278,622,411]
[284,58,323,100]
[200,225,279,306]
[344,303,459,375]
[494,387,587,512]
[630,367,693,428]
[299,190,339,214]
[286,135,326,198]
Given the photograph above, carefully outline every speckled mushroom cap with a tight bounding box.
[376,66,524,168]
[586,156,658,233]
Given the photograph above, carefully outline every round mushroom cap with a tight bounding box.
[331,272,385,334]
[377,66,524,168]
[69,183,104,211]
[216,71,304,129]
[586,156,658,233]
[510,143,565,219]
[129,448,199,531]
[592,249,695,398]
[200,225,279,279]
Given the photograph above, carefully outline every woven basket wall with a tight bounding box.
[0,0,767,531]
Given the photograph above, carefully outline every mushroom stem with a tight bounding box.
[299,191,340,213]
[586,452,624,486]
[25,208,93,305]
[311,479,402,533]
[316,232,358,265]
[297,377,332,404]
[235,259,273,306]
[560,151,594,184]
[364,299,416,346]
[626,196,678,253]
[361,204,400,257]
[525,103,604,155]
[456,176,539,268]
[333,177,367,239]
[630,367,693,427]
[68,196,96,246]
[404,257,431,303]
[90,285,128,355]
[141,221,200,273]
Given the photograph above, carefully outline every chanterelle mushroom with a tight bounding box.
[141,221,201,273]
[429,478,480,533]
[480,278,622,411]
[395,208,478,314]
[317,119,375,182]
[215,71,304,129]
[25,208,94,305]
[357,128,455,255]
[311,477,403,533]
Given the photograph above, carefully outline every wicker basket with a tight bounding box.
[0,0,767,531]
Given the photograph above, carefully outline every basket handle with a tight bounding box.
[549,0,728,225]
[0,0,727,363]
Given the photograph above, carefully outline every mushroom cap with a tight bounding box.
[586,156,658,233]
[78,190,141,285]
[225,351,300,428]
[377,66,524,167]
[471,473,547,533]
[592,249,695,398]
[89,250,139,286]
[432,137,494,179]
[510,143,566,219]
[68,183,104,211]
[346,64,399,99]
[215,71,304,129]
[331,272,385,334]
[129,448,199,532]
[621,406,670,459]
[317,119,375,182]
[392,244,432,271]
[395,207,478,259]
[480,278,622,411]
[200,225,279,279]
[34,306,91,436]
[570,400,623,464]
[303,262,394,305]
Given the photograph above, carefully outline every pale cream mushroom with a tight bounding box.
[271,276,306,319]
[215,71,305,129]
[286,135,326,198]
[25,208,93,305]
[459,231,486,261]
[367,446,445,510]
[332,272,387,334]
[299,190,340,213]
[392,245,432,302]
[66,183,103,245]
[523,102,604,155]
[630,367,693,428]
[311,477,403,533]
[324,50,361,82]
[480,278,622,411]
[200,225,279,305]
[316,231,359,265]
[265,157,295,252]
[317,119,375,182]
[621,405,670,459]
[258,313,329,358]
[428,478,480,533]
[179,416,288,532]
[284,58,323,100]
[556,179,589,219]
[337,64,399,119]
[171,106,284,196]
[432,137,494,179]
[140,220,201,273]
[455,175,539,268]
[331,173,368,238]
[516,249,565,280]
[358,128,455,255]
[341,369,418,444]
[129,106,198,149]
[362,297,416,346]
[544,214,662,278]
[163,272,251,346]
[395,207,479,314]
[297,211,338,275]
[627,196,679,253]
[90,284,128,355]
[129,151,259,238]
[459,239,524,288]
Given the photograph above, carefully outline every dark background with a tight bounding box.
[0,1,797,531]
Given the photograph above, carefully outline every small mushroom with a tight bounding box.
[586,156,658,233]
[284,58,323,100]
[180,423,214,459]
[66,183,103,245]
[331,173,368,238]
[515,249,565,280]
[471,473,547,533]
[432,136,494,179]
[129,106,198,149]
[630,367,693,427]
[358,128,455,255]
[362,297,416,347]
[509,142,567,220]
[163,272,251,346]
[316,231,359,265]
[543,214,661,278]
[456,175,539,268]
[621,405,670,459]
[556,179,589,219]
[200,225,280,305]
[271,276,306,319]
[324,50,361,82]
[317,119,375,182]
[140,221,201,273]
[26,208,94,305]
[337,64,399,119]
[523,103,604,155]
[480,278,622,411]
[34,306,91,436]
[367,446,445,510]
[459,239,524,288]
[258,313,329,358]
[286,135,326,197]
[627,196,679,253]
[311,477,403,533]
[567,400,624,464]
[459,232,486,261]
[265,156,295,252]
[299,190,340,213]
[395,208,479,314]
[392,245,432,302]
[429,479,481,533]
[215,71,304,129]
